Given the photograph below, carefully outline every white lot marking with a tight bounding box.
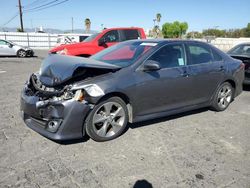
[0,69,6,74]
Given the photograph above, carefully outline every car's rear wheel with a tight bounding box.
[17,49,27,57]
[211,82,234,111]
[85,97,128,142]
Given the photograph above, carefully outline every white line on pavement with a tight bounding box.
[0,69,6,74]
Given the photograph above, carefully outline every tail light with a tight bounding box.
[240,62,245,69]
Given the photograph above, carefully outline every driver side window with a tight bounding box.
[101,30,119,43]
[148,44,186,69]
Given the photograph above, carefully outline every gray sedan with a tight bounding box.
[0,39,34,57]
[227,43,250,84]
[20,40,244,142]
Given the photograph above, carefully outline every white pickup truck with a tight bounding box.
[55,33,92,46]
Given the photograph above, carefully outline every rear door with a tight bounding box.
[185,42,225,104]
[120,29,141,41]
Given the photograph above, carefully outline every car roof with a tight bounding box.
[126,39,208,45]
[103,27,144,31]
[124,39,227,56]
[234,42,250,46]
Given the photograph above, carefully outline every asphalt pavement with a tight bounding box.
[0,50,249,188]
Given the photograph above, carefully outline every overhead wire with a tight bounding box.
[23,0,45,8]
[24,0,60,12]
[0,13,19,28]
[0,0,70,28]
[24,0,69,13]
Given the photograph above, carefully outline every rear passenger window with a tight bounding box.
[212,49,223,61]
[123,30,140,40]
[187,44,213,65]
[148,44,185,68]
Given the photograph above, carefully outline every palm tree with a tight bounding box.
[84,18,91,33]
[156,13,162,26]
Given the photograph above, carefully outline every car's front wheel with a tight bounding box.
[85,97,129,142]
[211,82,234,111]
[17,49,27,57]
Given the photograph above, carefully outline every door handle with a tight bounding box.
[219,66,225,71]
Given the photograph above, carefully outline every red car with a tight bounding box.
[50,27,146,57]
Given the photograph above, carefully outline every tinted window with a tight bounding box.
[148,44,186,68]
[187,44,213,65]
[0,40,7,45]
[212,49,223,61]
[102,30,119,42]
[122,30,140,41]
[228,44,250,55]
[79,36,89,42]
[83,33,99,42]
[92,41,155,67]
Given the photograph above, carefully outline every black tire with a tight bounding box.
[28,51,34,57]
[85,97,128,142]
[17,49,27,57]
[211,82,234,111]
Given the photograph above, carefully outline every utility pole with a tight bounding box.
[71,17,74,33]
[18,0,24,32]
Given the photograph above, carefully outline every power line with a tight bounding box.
[24,0,50,8]
[0,13,19,28]
[24,0,60,11]
[24,0,69,13]
[24,0,43,8]
[0,0,70,29]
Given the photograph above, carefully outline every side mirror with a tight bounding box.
[143,60,161,71]
[98,38,106,46]
[8,43,13,48]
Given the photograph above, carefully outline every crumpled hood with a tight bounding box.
[39,54,120,87]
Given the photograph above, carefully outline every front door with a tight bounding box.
[97,30,120,53]
[132,43,194,116]
[0,40,15,55]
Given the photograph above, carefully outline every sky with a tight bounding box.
[0,0,250,32]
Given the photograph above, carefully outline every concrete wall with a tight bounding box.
[195,37,250,52]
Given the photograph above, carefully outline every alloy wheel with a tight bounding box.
[217,85,232,109]
[92,101,126,138]
[18,50,26,57]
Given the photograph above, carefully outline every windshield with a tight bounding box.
[228,44,250,56]
[83,33,99,42]
[91,41,157,67]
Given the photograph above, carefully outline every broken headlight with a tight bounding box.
[71,84,104,97]
[63,89,85,102]
[62,84,104,102]
[63,90,75,100]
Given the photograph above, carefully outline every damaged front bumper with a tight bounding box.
[20,79,91,141]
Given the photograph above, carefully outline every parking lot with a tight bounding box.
[0,50,250,188]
